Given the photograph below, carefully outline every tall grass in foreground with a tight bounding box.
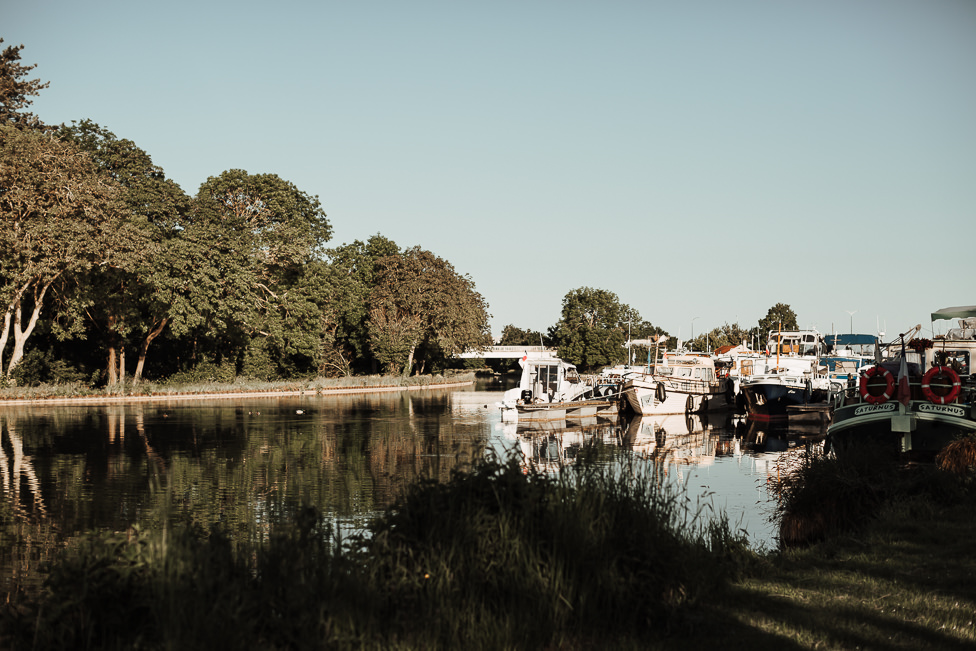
[775,440,975,548]
[0,451,749,650]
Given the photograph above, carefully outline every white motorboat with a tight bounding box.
[499,355,621,423]
[620,351,735,416]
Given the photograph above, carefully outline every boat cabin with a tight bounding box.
[519,358,581,403]
[766,330,823,357]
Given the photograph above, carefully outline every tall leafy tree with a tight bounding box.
[0,39,48,129]
[0,126,131,377]
[56,120,189,384]
[498,324,546,347]
[757,303,798,345]
[183,170,331,374]
[368,247,490,375]
[549,287,631,371]
[317,234,400,376]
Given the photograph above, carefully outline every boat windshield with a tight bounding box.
[530,364,561,396]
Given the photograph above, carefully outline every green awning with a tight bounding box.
[931,305,976,321]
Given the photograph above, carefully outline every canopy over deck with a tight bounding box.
[824,334,877,346]
[931,306,976,322]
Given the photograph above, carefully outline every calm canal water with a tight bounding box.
[0,379,820,595]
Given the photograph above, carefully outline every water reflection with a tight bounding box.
[0,384,825,596]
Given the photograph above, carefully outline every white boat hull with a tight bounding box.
[623,378,732,416]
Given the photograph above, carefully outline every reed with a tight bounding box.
[936,434,976,477]
[775,444,971,548]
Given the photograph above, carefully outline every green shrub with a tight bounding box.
[161,360,237,386]
[8,349,89,387]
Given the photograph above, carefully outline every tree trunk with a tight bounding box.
[404,345,416,376]
[7,279,54,376]
[0,306,12,377]
[132,318,168,385]
[108,345,117,386]
[107,314,118,386]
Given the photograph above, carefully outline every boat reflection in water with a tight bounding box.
[503,412,745,470]
[733,415,827,455]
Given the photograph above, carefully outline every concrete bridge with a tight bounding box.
[457,345,558,359]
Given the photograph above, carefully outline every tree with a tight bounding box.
[57,120,189,385]
[179,169,332,375]
[0,40,48,129]
[0,126,130,377]
[368,247,490,375]
[548,287,631,371]
[626,313,669,364]
[698,322,751,352]
[317,234,400,376]
[498,325,545,347]
[757,303,798,346]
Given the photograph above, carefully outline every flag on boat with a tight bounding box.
[897,353,911,406]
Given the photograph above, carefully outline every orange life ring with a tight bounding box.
[859,366,895,404]
[921,366,961,405]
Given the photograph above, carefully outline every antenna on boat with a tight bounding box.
[877,317,885,339]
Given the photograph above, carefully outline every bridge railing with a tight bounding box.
[456,346,559,359]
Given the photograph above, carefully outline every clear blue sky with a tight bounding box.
[5,1,975,342]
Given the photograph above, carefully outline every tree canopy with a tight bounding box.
[369,247,490,375]
[0,125,132,376]
[548,287,666,371]
[758,303,798,343]
[0,40,48,129]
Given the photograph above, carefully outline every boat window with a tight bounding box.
[935,350,971,376]
[542,365,560,394]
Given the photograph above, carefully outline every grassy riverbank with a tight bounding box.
[2,447,974,650]
[0,370,478,403]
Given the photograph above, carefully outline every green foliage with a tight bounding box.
[0,39,48,129]
[0,124,130,376]
[368,247,491,375]
[757,303,798,342]
[549,288,666,371]
[8,348,89,387]
[498,324,545,346]
[161,360,237,386]
[697,322,752,351]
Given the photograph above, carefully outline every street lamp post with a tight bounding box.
[845,310,857,335]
